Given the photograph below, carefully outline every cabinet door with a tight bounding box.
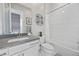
[0,48,8,56]
[9,44,23,55]
[23,44,40,56]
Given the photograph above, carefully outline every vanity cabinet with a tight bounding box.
[0,48,9,56]
[13,52,24,56]
[9,44,24,55]
[22,43,40,56]
[9,40,40,56]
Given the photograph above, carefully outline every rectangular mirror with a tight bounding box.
[10,8,23,34]
[11,13,20,34]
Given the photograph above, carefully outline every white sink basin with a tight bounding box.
[18,37,29,41]
[8,37,29,43]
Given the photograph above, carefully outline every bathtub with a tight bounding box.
[48,41,79,56]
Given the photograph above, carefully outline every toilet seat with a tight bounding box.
[41,43,54,50]
[40,43,56,56]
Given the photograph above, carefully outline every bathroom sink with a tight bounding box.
[8,37,29,43]
[18,37,29,41]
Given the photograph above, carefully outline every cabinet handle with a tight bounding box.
[0,53,7,56]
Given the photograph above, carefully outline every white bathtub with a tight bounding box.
[48,41,79,56]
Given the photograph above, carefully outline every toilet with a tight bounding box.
[39,32,56,56]
[40,42,56,56]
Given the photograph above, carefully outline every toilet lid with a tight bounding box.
[41,43,54,50]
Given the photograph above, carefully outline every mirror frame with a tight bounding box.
[10,8,23,34]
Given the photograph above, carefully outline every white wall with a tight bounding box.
[18,3,46,36]
[32,4,45,36]
[46,3,79,51]
[46,3,66,13]
[2,3,11,35]
[0,3,10,35]
[0,4,3,35]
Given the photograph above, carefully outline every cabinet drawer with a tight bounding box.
[9,40,40,55]
[0,48,8,56]
[23,44,40,56]
[22,40,40,50]
[9,44,24,55]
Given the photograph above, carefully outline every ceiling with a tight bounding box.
[20,3,45,11]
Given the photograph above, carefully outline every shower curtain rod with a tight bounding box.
[48,3,71,14]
